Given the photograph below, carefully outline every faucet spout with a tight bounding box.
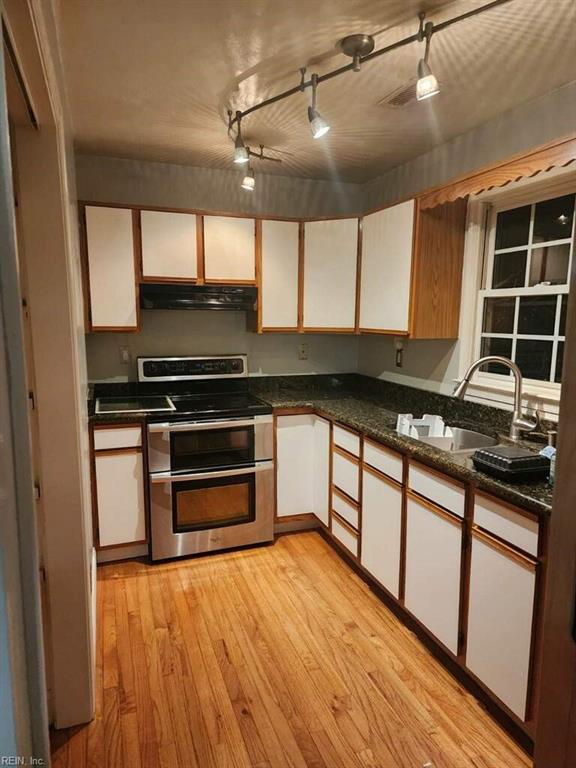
[452,356,537,441]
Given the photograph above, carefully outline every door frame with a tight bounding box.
[534,250,576,764]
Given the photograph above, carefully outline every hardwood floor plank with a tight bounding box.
[51,533,532,768]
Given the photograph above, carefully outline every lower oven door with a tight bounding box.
[149,462,274,561]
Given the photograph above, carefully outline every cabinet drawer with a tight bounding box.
[363,439,403,483]
[466,529,537,720]
[405,494,463,654]
[474,494,539,557]
[332,489,359,530]
[333,425,360,457]
[95,451,146,547]
[331,514,358,557]
[94,426,142,451]
[332,449,359,501]
[408,462,465,518]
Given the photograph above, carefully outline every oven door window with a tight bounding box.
[171,426,254,471]
[172,474,255,532]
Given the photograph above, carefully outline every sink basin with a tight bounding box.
[418,427,499,455]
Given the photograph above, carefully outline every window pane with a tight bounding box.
[480,337,513,373]
[515,339,553,381]
[560,295,568,337]
[533,193,575,243]
[492,250,527,288]
[517,295,557,335]
[495,205,531,250]
[528,243,570,286]
[555,342,564,383]
[482,296,515,334]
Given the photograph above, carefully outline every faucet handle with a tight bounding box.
[513,409,540,434]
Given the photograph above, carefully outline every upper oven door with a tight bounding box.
[148,415,273,473]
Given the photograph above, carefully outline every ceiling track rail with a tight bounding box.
[228,0,516,131]
[2,20,39,130]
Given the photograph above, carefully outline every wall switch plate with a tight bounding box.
[119,346,131,365]
[298,343,309,360]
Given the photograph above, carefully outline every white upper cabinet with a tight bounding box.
[261,220,299,329]
[203,215,256,282]
[303,219,358,329]
[141,210,198,280]
[359,200,415,333]
[85,205,138,330]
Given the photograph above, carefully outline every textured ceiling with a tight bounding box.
[58,0,576,182]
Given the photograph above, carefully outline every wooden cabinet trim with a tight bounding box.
[331,510,360,538]
[354,217,363,333]
[255,219,263,332]
[332,485,360,509]
[472,525,538,571]
[407,490,464,528]
[196,214,205,284]
[363,461,403,490]
[332,444,360,464]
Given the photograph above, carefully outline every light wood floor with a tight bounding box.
[51,531,532,768]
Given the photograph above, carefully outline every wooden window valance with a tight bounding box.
[418,134,576,209]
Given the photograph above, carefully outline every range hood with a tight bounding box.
[140,283,258,311]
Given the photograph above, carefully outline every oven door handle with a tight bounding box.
[149,462,274,484]
[148,416,271,434]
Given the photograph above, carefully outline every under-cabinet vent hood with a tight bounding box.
[140,283,257,311]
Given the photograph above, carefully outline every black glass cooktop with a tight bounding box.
[95,395,175,414]
[150,393,271,422]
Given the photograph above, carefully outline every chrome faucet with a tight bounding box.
[452,356,538,442]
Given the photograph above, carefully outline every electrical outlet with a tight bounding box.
[298,343,309,360]
[119,346,131,365]
[394,337,404,368]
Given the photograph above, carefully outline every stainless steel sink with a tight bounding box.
[418,427,499,455]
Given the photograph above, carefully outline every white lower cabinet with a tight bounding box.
[95,450,146,547]
[276,414,329,520]
[360,469,402,598]
[404,494,463,654]
[466,531,537,720]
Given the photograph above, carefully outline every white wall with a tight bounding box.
[87,311,359,381]
[76,154,364,219]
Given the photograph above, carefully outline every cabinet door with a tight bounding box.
[404,495,463,654]
[203,216,256,282]
[312,416,330,525]
[361,469,402,598]
[276,415,314,518]
[141,209,197,280]
[359,200,414,333]
[466,531,537,720]
[303,219,358,329]
[261,220,299,329]
[85,206,138,330]
[95,451,146,547]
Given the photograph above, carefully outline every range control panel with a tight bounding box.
[137,355,247,382]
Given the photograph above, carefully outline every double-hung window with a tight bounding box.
[476,190,575,388]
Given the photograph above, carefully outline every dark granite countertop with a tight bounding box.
[89,373,554,517]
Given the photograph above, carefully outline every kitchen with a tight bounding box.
[0,1,575,767]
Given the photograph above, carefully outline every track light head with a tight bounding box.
[416,18,439,101]
[233,133,249,164]
[416,59,439,101]
[241,167,255,191]
[308,106,330,139]
[308,73,330,139]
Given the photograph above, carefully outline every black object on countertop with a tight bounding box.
[472,445,550,482]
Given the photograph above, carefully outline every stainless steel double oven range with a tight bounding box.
[141,355,274,562]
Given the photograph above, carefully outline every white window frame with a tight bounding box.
[457,168,576,421]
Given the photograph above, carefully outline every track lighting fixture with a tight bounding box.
[308,73,330,139]
[233,112,250,164]
[241,166,255,191]
[416,16,440,101]
[226,1,511,159]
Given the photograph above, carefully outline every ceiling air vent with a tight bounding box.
[378,79,442,108]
